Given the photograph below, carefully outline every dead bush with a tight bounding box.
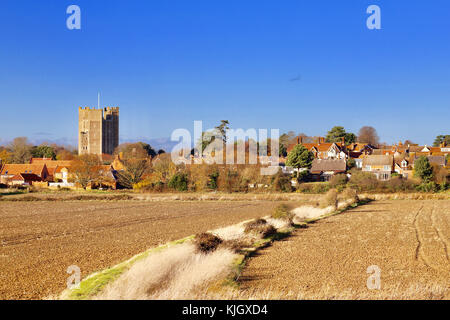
[244,218,267,230]
[244,219,277,238]
[194,233,223,253]
[329,174,348,189]
[341,188,359,204]
[322,188,338,210]
[271,204,294,222]
[348,169,379,191]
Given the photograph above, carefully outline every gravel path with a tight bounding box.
[238,200,450,299]
[0,200,280,299]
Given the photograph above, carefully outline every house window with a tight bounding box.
[365,165,371,171]
[384,165,391,171]
[379,173,390,181]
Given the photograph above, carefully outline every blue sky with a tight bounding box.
[0,0,449,147]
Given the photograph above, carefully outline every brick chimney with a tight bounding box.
[318,137,324,145]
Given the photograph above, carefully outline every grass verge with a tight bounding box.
[60,236,194,300]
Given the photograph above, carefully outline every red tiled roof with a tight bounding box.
[287,142,341,154]
[10,174,23,181]
[30,159,73,168]
[429,147,442,154]
[0,164,47,176]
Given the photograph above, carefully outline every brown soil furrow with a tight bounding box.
[413,205,424,262]
[414,204,449,273]
[431,205,450,262]
[1,203,256,247]
[0,200,279,299]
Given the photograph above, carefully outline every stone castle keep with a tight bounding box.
[78,107,119,155]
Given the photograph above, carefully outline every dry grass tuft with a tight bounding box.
[95,243,237,300]
[194,233,223,253]
[291,206,334,223]
[211,224,247,241]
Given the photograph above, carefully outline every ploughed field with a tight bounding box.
[238,200,450,299]
[0,200,280,299]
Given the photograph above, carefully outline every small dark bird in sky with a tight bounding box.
[289,74,302,82]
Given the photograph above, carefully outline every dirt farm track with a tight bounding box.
[239,200,450,299]
[0,200,279,299]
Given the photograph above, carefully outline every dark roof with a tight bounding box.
[310,159,346,173]
[362,155,393,166]
[10,173,42,182]
[413,155,446,166]
[19,173,43,182]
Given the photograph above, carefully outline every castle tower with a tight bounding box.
[78,107,119,155]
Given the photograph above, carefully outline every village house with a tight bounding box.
[287,137,347,160]
[362,155,394,181]
[0,164,50,186]
[346,142,376,154]
[30,158,73,182]
[93,164,118,189]
[29,158,75,187]
[310,158,347,181]
[412,155,446,168]
[8,173,43,186]
[394,158,413,179]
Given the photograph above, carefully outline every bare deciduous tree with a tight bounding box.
[71,154,102,189]
[357,126,380,146]
[114,143,152,188]
[8,137,33,164]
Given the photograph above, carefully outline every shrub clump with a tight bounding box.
[416,182,440,193]
[329,174,348,190]
[348,170,379,191]
[168,173,189,192]
[194,233,223,253]
[322,188,339,210]
[341,187,359,204]
[271,204,294,222]
[244,219,277,238]
[296,182,330,194]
